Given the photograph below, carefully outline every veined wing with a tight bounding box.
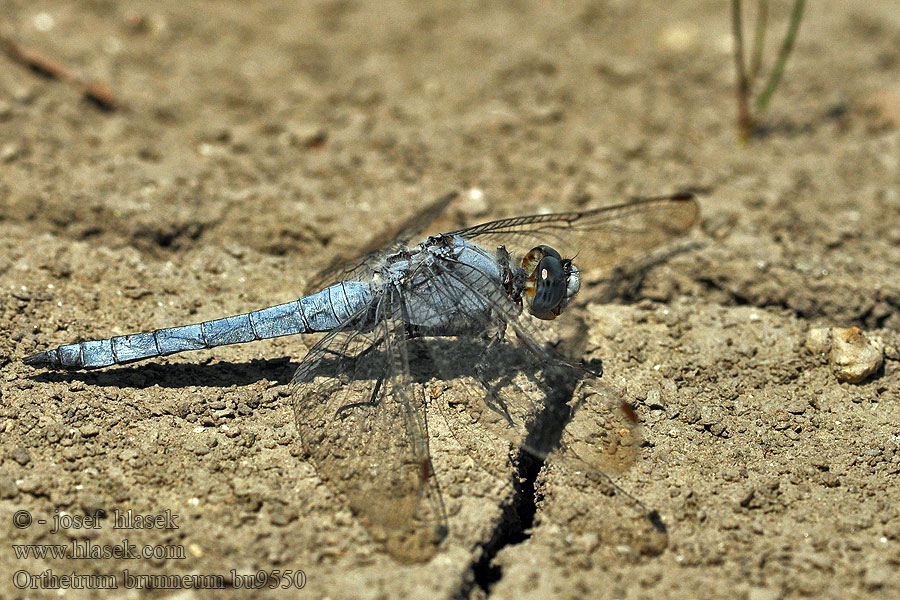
[403,247,665,549]
[306,191,459,292]
[290,294,446,563]
[407,251,637,473]
[447,192,699,274]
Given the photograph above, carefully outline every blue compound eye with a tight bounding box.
[530,254,567,315]
[523,245,579,320]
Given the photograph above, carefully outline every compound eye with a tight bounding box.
[530,255,567,315]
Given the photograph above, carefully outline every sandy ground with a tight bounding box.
[2,1,899,598]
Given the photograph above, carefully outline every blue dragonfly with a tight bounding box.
[25,191,699,562]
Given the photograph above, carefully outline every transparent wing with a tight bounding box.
[448,192,699,274]
[535,454,669,558]
[411,254,637,468]
[306,191,459,291]
[403,254,665,548]
[291,296,446,563]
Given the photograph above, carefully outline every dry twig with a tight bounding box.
[0,34,119,111]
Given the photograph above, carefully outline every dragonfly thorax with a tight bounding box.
[522,245,581,320]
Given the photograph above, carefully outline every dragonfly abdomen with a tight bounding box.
[23,281,372,370]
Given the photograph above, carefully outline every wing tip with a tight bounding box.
[667,189,702,227]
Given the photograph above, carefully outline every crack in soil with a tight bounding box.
[456,367,580,598]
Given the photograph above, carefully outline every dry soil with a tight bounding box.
[1,1,899,599]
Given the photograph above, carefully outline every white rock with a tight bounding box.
[829,327,884,384]
[805,327,831,355]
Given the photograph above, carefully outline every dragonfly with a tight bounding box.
[24,191,699,562]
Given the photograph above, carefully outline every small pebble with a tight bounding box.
[806,327,884,384]
[0,142,22,163]
[747,586,780,600]
[659,23,699,53]
[682,404,700,424]
[16,477,44,495]
[33,12,55,32]
[863,564,891,589]
[0,476,19,499]
[805,327,831,355]
[80,424,99,437]
[459,187,490,217]
[45,425,63,444]
[12,86,35,104]
[190,443,210,456]
[286,123,327,148]
[646,388,665,410]
[269,506,293,526]
[9,447,31,466]
[784,395,808,415]
[215,408,235,419]
[118,449,139,461]
[830,327,884,384]
[801,551,833,571]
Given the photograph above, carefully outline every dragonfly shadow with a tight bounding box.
[23,337,525,391]
[300,336,541,386]
[26,357,299,390]
[590,238,706,304]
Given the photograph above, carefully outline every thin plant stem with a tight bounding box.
[747,0,769,83]
[755,0,805,114]
[730,0,753,139]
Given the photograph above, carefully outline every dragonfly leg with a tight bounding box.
[334,373,384,418]
[471,333,518,427]
[320,340,380,362]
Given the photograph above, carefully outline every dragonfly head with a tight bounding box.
[522,245,581,320]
